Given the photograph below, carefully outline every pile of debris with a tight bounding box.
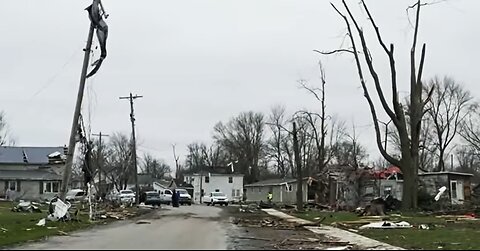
[232,217,298,230]
[239,203,260,213]
[232,216,325,230]
[11,201,42,213]
[271,236,356,250]
[101,210,137,220]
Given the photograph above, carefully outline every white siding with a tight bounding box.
[184,174,244,204]
[245,181,309,204]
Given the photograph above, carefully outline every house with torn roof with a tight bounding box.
[0,146,67,201]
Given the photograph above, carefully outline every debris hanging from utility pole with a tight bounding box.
[60,0,110,201]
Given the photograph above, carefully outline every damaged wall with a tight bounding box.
[245,181,308,204]
[419,173,471,205]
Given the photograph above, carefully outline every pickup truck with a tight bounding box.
[158,189,173,205]
[203,192,229,206]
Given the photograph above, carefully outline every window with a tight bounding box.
[44,181,60,193]
[451,181,458,199]
[205,176,210,183]
[232,189,235,197]
[228,177,233,183]
[258,187,262,193]
[7,181,18,191]
[384,186,392,196]
[286,184,293,192]
[236,189,241,197]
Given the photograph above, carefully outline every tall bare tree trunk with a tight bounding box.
[292,122,303,211]
[322,0,431,210]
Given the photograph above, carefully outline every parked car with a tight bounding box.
[118,189,136,203]
[203,192,228,206]
[175,189,192,205]
[140,191,161,206]
[159,189,173,205]
[65,189,87,203]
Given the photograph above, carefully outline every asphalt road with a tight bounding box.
[14,205,228,250]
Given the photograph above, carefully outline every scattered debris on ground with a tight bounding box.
[11,201,42,213]
[226,205,353,250]
[358,221,412,230]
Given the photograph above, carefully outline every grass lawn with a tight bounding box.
[0,201,96,248]
[295,210,480,250]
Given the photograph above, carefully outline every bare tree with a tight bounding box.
[320,0,432,209]
[266,105,290,177]
[103,132,133,191]
[455,145,480,183]
[141,153,171,179]
[172,144,181,179]
[389,107,437,172]
[425,76,474,171]
[185,142,208,172]
[213,111,265,183]
[184,142,230,173]
[460,109,480,155]
[0,111,15,146]
[292,121,303,211]
[298,61,329,174]
[333,122,368,168]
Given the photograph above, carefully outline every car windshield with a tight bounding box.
[177,190,188,194]
[146,192,159,197]
[66,190,83,196]
[121,190,134,194]
[212,192,225,197]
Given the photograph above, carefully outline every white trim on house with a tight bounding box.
[419,171,473,177]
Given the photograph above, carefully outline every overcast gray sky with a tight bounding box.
[1,0,479,171]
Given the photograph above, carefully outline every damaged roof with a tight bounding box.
[0,170,62,181]
[245,177,312,187]
[0,146,66,165]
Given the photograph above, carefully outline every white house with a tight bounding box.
[183,171,244,204]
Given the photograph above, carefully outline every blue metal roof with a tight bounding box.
[0,146,65,165]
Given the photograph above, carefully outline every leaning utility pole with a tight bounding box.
[92,132,109,198]
[60,0,109,201]
[119,93,143,205]
[60,17,95,201]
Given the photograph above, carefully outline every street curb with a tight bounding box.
[261,209,404,250]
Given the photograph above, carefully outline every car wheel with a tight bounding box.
[225,203,228,206]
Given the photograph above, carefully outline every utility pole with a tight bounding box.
[119,93,143,205]
[92,132,109,198]
[60,19,96,201]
